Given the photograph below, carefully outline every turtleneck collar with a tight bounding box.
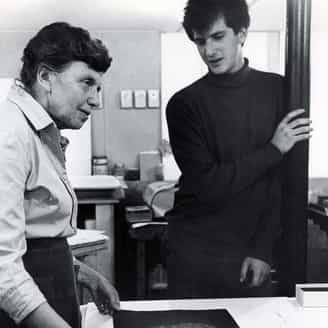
[205,58,251,88]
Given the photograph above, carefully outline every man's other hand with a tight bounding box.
[240,257,271,288]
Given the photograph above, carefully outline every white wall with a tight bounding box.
[0,0,185,32]
[61,121,92,176]
[309,0,328,177]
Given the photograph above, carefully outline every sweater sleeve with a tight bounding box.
[166,93,283,207]
[0,131,46,323]
[247,174,282,264]
[247,75,287,264]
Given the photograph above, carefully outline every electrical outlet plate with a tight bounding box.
[120,90,133,109]
[134,90,146,108]
[147,89,160,108]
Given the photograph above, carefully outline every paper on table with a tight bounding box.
[236,298,297,328]
[82,302,113,328]
[132,222,168,229]
[82,304,240,328]
[68,229,108,247]
[80,298,328,328]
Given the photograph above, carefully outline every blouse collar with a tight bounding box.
[7,80,54,131]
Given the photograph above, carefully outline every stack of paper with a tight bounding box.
[68,229,108,249]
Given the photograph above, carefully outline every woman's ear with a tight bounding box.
[36,64,55,93]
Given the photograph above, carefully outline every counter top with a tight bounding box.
[81,297,328,328]
[70,175,125,203]
[69,175,122,190]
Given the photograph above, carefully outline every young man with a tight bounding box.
[166,0,311,298]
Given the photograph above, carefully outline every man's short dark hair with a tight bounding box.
[183,0,250,41]
[20,22,112,89]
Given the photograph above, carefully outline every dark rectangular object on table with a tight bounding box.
[114,309,240,328]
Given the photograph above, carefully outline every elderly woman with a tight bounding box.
[0,22,119,328]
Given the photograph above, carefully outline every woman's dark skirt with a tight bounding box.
[0,238,81,327]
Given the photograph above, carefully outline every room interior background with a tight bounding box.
[3,0,323,176]
[0,0,328,298]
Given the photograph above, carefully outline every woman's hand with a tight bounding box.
[91,274,120,315]
[74,259,120,315]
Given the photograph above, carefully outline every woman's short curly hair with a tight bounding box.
[183,0,250,41]
[20,22,112,88]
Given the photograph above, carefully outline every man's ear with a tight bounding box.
[238,28,248,46]
[36,64,55,93]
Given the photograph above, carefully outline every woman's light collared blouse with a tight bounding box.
[0,83,77,323]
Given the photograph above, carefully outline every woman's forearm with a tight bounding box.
[22,303,72,328]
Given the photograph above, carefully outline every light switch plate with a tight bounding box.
[147,89,160,108]
[120,90,133,109]
[134,90,146,108]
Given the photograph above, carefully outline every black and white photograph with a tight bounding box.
[0,0,327,327]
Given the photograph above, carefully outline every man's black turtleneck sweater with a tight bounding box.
[166,59,286,264]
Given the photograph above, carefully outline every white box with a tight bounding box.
[296,283,328,307]
[139,150,161,181]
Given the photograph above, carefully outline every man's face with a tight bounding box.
[47,61,104,129]
[193,15,246,75]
